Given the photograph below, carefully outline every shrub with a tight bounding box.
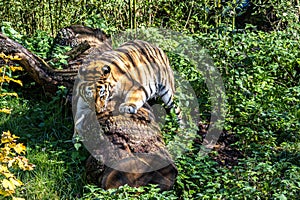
[0,53,23,114]
[0,130,34,199]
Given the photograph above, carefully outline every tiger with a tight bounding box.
[75,40,182,125]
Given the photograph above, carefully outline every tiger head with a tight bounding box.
[77,62,113,113]
[78,80,111,113]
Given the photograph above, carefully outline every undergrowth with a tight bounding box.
[0,3,299,199]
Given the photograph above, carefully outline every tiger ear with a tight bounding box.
[102,65,111,75]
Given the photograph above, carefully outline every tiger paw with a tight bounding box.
[119,103,138,114]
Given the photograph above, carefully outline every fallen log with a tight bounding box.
[0,25,178,190]
[81,103,178,191]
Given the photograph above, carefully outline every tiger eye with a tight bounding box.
[102,65,111,75]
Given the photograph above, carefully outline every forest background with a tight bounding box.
[0,0,299,199]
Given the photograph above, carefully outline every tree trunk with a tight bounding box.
[0,26,177,190]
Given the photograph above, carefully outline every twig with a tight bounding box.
[184,1,194,30]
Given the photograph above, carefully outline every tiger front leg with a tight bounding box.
[119,87,147,114]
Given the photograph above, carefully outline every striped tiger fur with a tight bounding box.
[77,40,182,124]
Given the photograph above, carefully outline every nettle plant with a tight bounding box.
[1,22,70,70]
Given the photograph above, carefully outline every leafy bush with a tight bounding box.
[201,27,300,147]
[23,30,54,59]
[0,53,23,114]
[1,23,73,69]
[0,130,34,199]
[1,0,299,36]
[81,184,178,200]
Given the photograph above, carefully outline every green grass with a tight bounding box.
[0,88,87,199]
[1,85,299,199]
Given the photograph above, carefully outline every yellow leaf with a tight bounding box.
[0,76,22,86]
[0,92,19,97]
[3,75,12,82]
[8,158,16,168]
[3,172,13,179]
[0,53,9,63]
[10,55,22,61]
[2,178,16,190]
[12,197,26,200]
[2,130,11,137]
[0,108,11,114]
[16,156,35,171]
[0,165,9,173]
[0,189,13,196]
[12,134,19,139]
[13,143,26,154]
[10,79,23,86]
[24,162,35,171]
[9,143,16,149]
[1,138,11,144]
[9,178,23,187]
[16,159,25,170]
[9,66,23,72]
[2,131,19,139]
[1,146,12,154]
[1,133,12,144]
[0,52,5,58]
